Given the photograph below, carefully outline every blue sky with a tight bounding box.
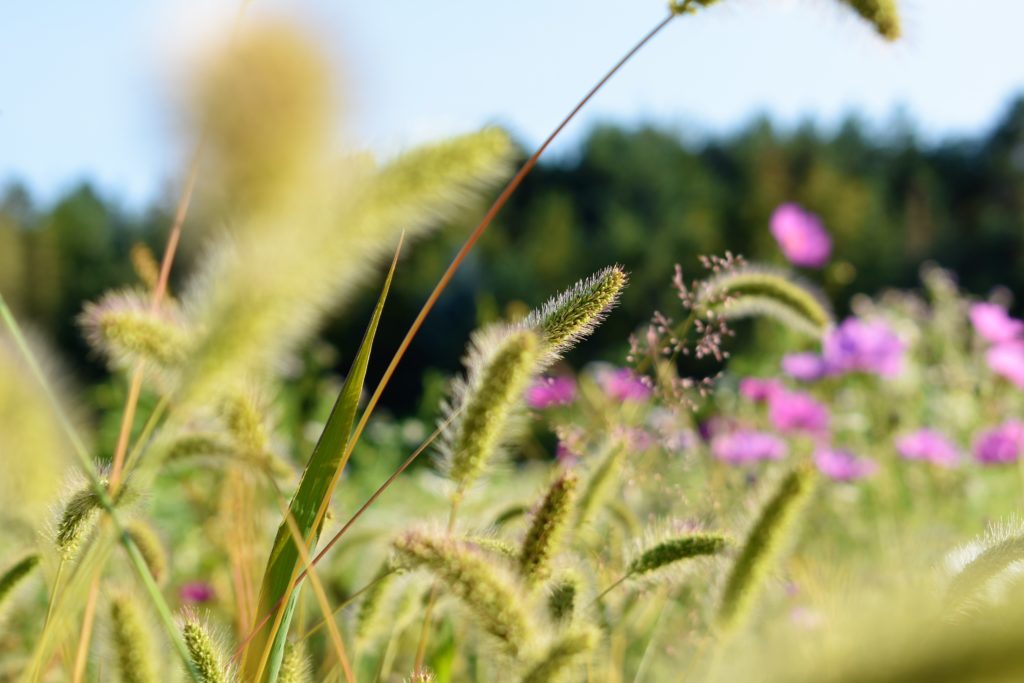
[2,0,1023,208]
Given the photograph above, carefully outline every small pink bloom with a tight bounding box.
[600,368,652,402]
[823,317,904,378]
[781,353,828,382]
[973,421,1024,465]
[768,390,829,435]
[739,377,784,402]
[969,303,1024,344]
[986,341,1024,388]
[180,582,215,604]
[711,429,787,464]
[525,376,577,409]
[770,203,832,268]
[895,429,959,467]
[814,448,877,481]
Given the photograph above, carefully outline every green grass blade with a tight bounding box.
[244,243,401,682]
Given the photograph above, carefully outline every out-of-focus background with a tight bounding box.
[2,0,1023,414]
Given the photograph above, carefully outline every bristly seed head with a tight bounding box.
[521,627,598,683]
[546,572,580,624]
[628,533,728,576]
[181,613,231,683]
[109,594,158,683]
[519,472,579,586]
[524,266,627,365]
[836,0,901,41]
[444,328,540,496]
[393,530,535,655]
[0,554,40,608]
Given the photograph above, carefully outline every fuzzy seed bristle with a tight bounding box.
[525,266,627,365]
[445,328,540,496]
[278,641,312,683]
[628,533,728,576]
[110,594,158,683]
[393,531,535,654]
[717,466,816,631]
[520,472,578,586]
[181,616,230,683]
[546,573,580,624]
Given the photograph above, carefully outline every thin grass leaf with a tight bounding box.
[243,247,399,682]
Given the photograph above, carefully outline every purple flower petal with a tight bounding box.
[986,341,1024,388]
[739,377,784,402]
[973,421,1024,465]
[711,429,787,464]
[781,353,828,382]
[599,368,652,402]
[768,390,829,435]
[969,303,1024,344]
[823,317,905,378]
[180,581,215,604]
[525,375,577,409]
[814,448,877,481]
[770,203,832,268]
[894,429,959,467]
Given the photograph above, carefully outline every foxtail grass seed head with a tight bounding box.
[573,443,627,530]
[278,641,312,683]
[471,536,519,559]
[125,520,168,587]
[547,573,580,623]
[109,594,158,683]
[408,669,437,683]
[945,520,1024,615]
[80,289,190,370]
[525,266,627,364]
[520,472,578,585]
[0,554,39,609]
[698,265,833,339]
[444,328,540,496]
[55,480,107,560]
[837,0,901,40]
[393,530,534,655]
[219,390,270,453]
[717,465,816,631]
[520,627,598,683]
[181,615,230,683]
[628,533,728,577]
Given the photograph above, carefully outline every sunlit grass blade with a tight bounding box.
[243,240,401,683]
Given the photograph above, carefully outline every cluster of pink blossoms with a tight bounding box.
[971,302,1024,388]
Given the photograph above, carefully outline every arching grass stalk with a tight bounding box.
[235,2,717,664]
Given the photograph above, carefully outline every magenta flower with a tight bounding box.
[973,421,1024,465]
[525,376,577,409]
[823,317,904,378]
[814,448,877,481]
[600,367,652,402]
[768,390,829,435]
[894,429,959,467]
[986,341,1024,388]
[769,203,832,268]
[781,353,828,382]
[180,581,215,604]
[969,302,1024,344]
[739,377,784,402]
[711,429,787,464]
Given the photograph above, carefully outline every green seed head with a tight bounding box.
[109,594,158,683]
[628,533,728,576]
[0,554,40,609]
[181,614,231,683]
[521,627,598,683]
[520,472,579,586]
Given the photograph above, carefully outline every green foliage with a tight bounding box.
[244,258,396,682]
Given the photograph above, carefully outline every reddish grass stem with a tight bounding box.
[232,8,679,661]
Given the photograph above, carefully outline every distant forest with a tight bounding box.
[3,96,1024,411]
